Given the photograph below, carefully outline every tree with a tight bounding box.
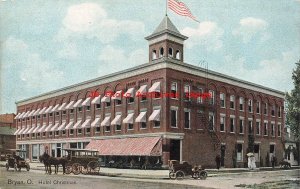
[286,60,300,139]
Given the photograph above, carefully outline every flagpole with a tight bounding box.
[166,0,168,16]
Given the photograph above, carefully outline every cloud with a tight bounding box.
[56,3,145,44]
[98,45,147,75]
[181,21,224,51]
[233,17,270,43]
[211,51,296,91]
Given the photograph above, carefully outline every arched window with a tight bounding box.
[175,50,180,60]
[168,48,173,57]
[159,47,164,58]
[152,50,157,60]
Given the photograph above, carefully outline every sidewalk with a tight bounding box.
[1,161,299,179]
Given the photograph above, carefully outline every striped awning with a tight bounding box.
[91,118,101,127]
[82,98,91,106]
[123,113,134,124]
[65,121,74,130]
[57,122,67,131]
[85,137,162,156]
[148,82,161,93]
[65,101,75,109]
[51,104,60,112]
[58,103,67,111]
[50,123,60,131]
[91,95,101,104]
[123,88,134,98]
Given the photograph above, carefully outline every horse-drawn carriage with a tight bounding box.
[5,149,30,171]
[168,160,207,180]
[63,149,100,175]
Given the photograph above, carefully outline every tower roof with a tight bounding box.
[145,15,188,40]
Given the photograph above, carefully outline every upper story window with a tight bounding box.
[209,90,215,105]
[56,112,59,116]
[271,123,275,136]
[197,88,203,104]
[184,110,190,129]
[239,119,244,134]
[271,105,275,116]
[171,82,177,99]
[278,106,281,118]
[220,116,225,132]
[184,85,191,101]
[220,93,225,108]
[49,113,53,117]
[256,101,261,114]
[86,106,90,111]
[78,107,82,112]
[159,47,164,58]
[168,48,173,57]
[43,114,46,118]
[62,110,67,115]
[278,124,281,137]
[230,117,235,133]
[175,50,180,60]
[264,103,268,115]
[239,97,244,111]
[170,108,177,128]
[209,112,215,131]
[248,99,253,113]
[152,50,157,60]
[70,109,74,114]
[230,95,235,109]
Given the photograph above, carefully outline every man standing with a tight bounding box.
[215,155,221,170]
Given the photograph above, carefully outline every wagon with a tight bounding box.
[168,160,207,180]
[63,149,100,175]
[5,149,30,172]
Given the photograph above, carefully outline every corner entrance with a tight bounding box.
[170,140,180,161]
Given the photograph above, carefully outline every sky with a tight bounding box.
[0,0,299,114]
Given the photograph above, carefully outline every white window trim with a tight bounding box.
[171,82,178,99]
[220,115,226,132]
[184,110,191,129]
[220,93,226,108]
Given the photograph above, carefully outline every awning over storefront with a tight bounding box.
[50,123,60,131]
[148,82,161,93]
[111,90,122,100]
[38,124,47,132]
[82,97,91,106]
[44,124,53,132]
[81,119,91,128]
[101,116,110,126]
[101,96,110,103]
[73,120,82,129]
[33,109,41,116]
[149,109,161,121]
[135,112,147,123]
[91,95,101,104]
[65,121,74,130]
[111,115,121,125]
[57,122,66,131]
[14,127,21,135]
[85,137,162,156]
[123,88,134,98]
[65,101,75,109]
[45,106,53,113]
[73,99,83,108]
[50,104,60,112]
[58,103,67,111]
[39,107,47,115]
[91,118,101,127]
[17,127,25,135]
[136,85,147,96]
[123,113,134,124]
[27,126,35,134]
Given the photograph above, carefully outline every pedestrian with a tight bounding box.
[215,155,221,170]
[248,156,252,169]
[251,155,256,169]
[271,155,277,168]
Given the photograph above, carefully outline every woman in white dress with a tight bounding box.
[251,156,256,169]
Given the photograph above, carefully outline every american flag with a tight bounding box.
[168,0,199,22]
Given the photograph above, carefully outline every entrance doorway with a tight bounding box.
[170,140,180,161]
[221,145,226,167]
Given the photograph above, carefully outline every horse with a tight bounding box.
[39,152,67,174]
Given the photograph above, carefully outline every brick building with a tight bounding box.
[14,16,285,168]
[0,113,16,154]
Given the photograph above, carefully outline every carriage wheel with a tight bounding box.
[26,164,30,171]
[81,166,88,175]
[175,170,185,180]
[6,163,9,171]
[65,165,72,174]
[87,161,100,174]
[169,171,176,180]
[199,171,207,180]
[192,171,199,179]
[72,163,81,175]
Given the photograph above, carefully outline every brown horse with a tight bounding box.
[39,152,67,174]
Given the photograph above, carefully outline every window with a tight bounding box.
[70,109,74,114]
[55,131,59,135]
[230,117,235,133]
[62,110,66,115]
[264,103,268,115]
[96,126,100,132]
[256,121,260,135]
[248,99,253,113]
[49,113,53,117]
[209,90,215,105]
[154,121,160,128]
[209,112,215,131]
[116,99,122,105]
[239,97,244,111]
[278,124,281,137]
[141,122,147,129]
[168,48,173,57]
[271,123,275,136]
[37,133,40,137]
[152,50,157,60]
[278,106,281,118]
[248,120,253,134]
[43,132,46,137]
[239,119,244,134]
[184,85,191,101]
[197,111,205,130]
[106,102,111,107]
[220,93,225,108]
[171,109,177,128]
[159,47,164,58]
[171,82,177,99]
[86,106,90,111]
[105,126,110,132]
[184,111,190,129]
[116,124,121,131]
[128,97,134,103]
[43,114,46,118]
[49,132,52,136]
[78,129,82,134]
[62,130,66,135]
[264,122,268,136]
[70,129,74,135]
[153,92,161,99]
[27,117,30,120]
[197,88,203,104]
[230,95,235,109]
[37,115,40,119]
[270,144,275,154]
[128,123,134,130]
[271,105,275,116]
[220,116,225,132]
[56,112,59,116]
[256,101,260,114]
[78,107,82,112]
[86,128,90,133]
[237,144,243,161]
[175,50,180,59]
[96,104,101,109]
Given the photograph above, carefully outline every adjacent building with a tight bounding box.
[0,114,16,155]
[14,16,285,168]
